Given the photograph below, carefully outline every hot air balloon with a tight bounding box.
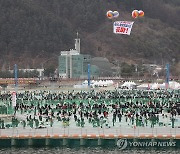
[113,11,119,18]
[106,10,114,19]
[138,10,144,17]
[132,10,139,19]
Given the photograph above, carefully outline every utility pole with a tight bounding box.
[165,63,170,89]
[14,64,18,92]
[88,64,91,87]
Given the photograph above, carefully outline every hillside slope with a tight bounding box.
[0,0,179,74]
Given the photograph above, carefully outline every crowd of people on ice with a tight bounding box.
[0,89,179,129]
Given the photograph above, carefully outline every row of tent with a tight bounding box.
[74,80,114,88]
[74,80,180,89]
[120,81,180,90]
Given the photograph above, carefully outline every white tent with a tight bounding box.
[98,80,103,87]
[76,80,115,88]
[151,83,160,89]
[137,83,150,90]
[121,81,136,89]
[169,81,180,89]
[157,81,180,90]
[82,80,88,85]
[106,80,114,86]
[159,83,166,89]
[74,84,88,88]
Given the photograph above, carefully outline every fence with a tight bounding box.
[0,127,180,138]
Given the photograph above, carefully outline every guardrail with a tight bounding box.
[0,127,180,138]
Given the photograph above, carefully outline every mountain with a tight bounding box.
[0,0,179,75]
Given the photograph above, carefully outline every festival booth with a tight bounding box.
[151,83,160,90]
[169,81,180,89]
[73,80,88,88]
[137,83,150,90]
[120,81,137,89]
[92,80,114,87]
[157,81,180,90]
[158,83,166,89]
[74,80,114,88]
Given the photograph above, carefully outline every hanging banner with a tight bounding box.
[113,21,134,35]
[12,91,16,107]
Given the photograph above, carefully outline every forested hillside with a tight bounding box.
[0,0,179,75]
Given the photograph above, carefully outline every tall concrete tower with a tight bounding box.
[75,32,80,53]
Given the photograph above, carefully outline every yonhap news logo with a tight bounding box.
[116,139,128,150]
[117,139,176,150]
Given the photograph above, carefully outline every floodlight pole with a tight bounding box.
[165,63,169,89]
[14,64,18,92]
[88,64,91,87]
